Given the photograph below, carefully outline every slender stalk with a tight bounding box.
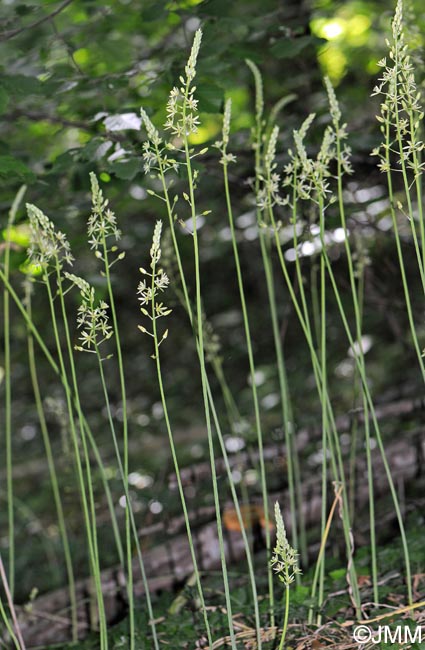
[146,233,263,645]
[140,226,213,647]
[317,212,328,623]
[278,586,290,650]
[0,266,124,575]
[25,283,78,641]
[311,260,322,351]
[220,99,268,640]
[183,115,237,650]
[265,193,361,612]
[26,209,104,637]
[146,225,262,644]
[0,266,123,574]
[327,88,379,603]
[92,335,160,650]
[100,234,134,650]
[320,250,412,605]
[48,267,108,649]
[3,186,26,596]
[0,596,21,650]
[259,230,305,566]
[247,56,304,585]
[263,148,357,610]
[0,552,25,650]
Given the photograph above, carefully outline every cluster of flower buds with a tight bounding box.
[270,502,302,587]
[64,272,113,354]
[27,204,74,270]
[88,173,123,266]
[138,220,171,357]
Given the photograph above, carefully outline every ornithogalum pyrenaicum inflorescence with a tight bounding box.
[140,31,207,196]
[282,104,351,209]
[64,273,113,354]
[371,0,424,177]
[271,502,301,650]
[256,125,286,212]
[271,502,301,587]
[89,172,124,268]
[214,98,237,166]
[140,108,179,176]
[138,220,171,355]
[164,29,202,138]
[27,204,74,270]
[257,78,351,219]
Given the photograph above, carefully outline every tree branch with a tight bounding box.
[0,0,74,41]
[2,109,126,142]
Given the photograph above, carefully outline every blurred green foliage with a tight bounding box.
[0,0,422,212]
[1,0,425,611]
[1,0,424,438]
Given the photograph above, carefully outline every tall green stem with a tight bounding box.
[25,283,78,640]
[44,268,108,649]
[2,187,26,596]
[145,239,212,647]
[182,104,237,648]
[146,149,262,642]
[100,237,134,650]
[221,107,269,637]
[278,585,290,650]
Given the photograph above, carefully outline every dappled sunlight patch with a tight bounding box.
[188,117,221,144]
[311,6,373,81]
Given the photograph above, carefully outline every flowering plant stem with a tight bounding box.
[25,283,78,641]
[182,99,237,650]
[1,261,157,646]
[331,93,378,605]
[264,184,361,616]
[145,168,263,641]
[278,585,290,650]
[2,186,25,598]
[271,503,301,650]
[50,266,109,650]
[95,348,160,649]
[0,552,25,650]
[247,59,306,575]
[99,234,136,650]
[138,220,209,647]
[0,267,124,566]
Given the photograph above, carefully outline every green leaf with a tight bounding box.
[0,156,35,183]
[108,158,141,180]
[79,139,113,162]
[0,74,44,97]
[329,568,346,581]
[196,83,223,113]
[270,36,312,60]
[50,150,79,174]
